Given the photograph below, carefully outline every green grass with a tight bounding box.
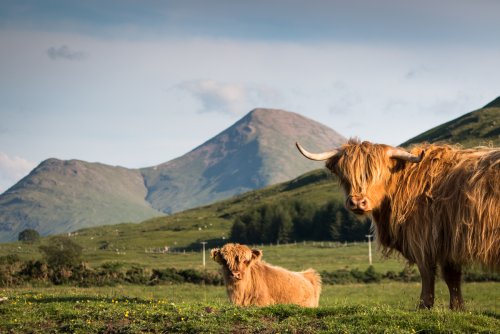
[402,106,500,148]
[2,226,498,333]
[1,282,498,333]
[1,240,406,274]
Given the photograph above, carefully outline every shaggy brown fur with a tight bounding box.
[321,139,499,310]
[211,243,321,307]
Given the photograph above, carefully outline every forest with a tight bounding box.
[230,199,372,244]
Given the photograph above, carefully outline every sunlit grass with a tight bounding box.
[1,282,498,333]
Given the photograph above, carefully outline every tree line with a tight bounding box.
[230,199,372,244]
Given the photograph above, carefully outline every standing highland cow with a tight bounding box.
[211,243,321,307]
[296,139,499,310]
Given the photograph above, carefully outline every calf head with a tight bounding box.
[296,139,424,215]
[211,243,262,281]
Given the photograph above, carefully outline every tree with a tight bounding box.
[39,236,83,269]
[329,211,343,241]
[277,209,293,243]
[230,218,247,243]
[18,229,40,243]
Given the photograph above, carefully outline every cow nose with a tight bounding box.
[231,272,241,280]
[347,195,368,211]
[358,198,368,210]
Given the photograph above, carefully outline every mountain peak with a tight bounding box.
[141,108,345,214]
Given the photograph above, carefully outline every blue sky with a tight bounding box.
[1,0,499,193]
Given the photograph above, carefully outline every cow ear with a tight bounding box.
[211,248,223,264]
[251,249,263,262]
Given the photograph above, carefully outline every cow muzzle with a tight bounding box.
[346,195,371,214]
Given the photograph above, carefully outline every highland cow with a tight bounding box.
[211,243,321,307]
[296,139,499,310]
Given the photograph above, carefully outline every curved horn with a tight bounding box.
[387,147,424,163]
[295,142,339,161]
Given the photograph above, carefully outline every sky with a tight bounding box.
[1,0,500,193]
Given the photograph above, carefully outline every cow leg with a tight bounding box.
[417,263,436,309]
[442,262,464,310]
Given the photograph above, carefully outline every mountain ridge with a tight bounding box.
[141,108,345,213]
[0,108,345,242]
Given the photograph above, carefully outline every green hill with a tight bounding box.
[0,159,162,242]
[401,97,500,147]
[0,169,341,266]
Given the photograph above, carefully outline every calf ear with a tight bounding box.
[210,248,223,264]
[251,249,263,262]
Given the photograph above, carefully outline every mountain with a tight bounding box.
[401,97,500,147]
[141,108,345,213]
[0,108,345,242]
[0,159,163,242]
[0,98,497,249]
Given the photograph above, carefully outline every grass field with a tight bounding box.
[1,282,498,333]
[0,240,409,274]
[2,239,498,332]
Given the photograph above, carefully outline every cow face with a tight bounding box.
[326,142,396,215]
[211,243,262,281]
[296,139,424,216]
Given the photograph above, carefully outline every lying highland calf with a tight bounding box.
[211,243,321,307]
[296,139,499,310]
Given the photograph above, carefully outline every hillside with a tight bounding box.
[0,108,344,242]
[0,168,342,267]
[0,159,162,242]
[141,108,345,213]
[401,97,500,147]
[10,97,495,251]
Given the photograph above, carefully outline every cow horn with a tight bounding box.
[295,142,339,161]
[387,147,424,163]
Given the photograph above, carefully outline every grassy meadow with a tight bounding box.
[1,242,499,333]
[1,282,498,333]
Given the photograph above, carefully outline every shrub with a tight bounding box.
[125,266,149,284]
[0,255,23,286]
[18,229,40,243]
[320,270,356,285]
[149,268,223,285]
[39,236,83,270]
[19,260,49,281]
[363,266,382,283]
[149,268,184,285]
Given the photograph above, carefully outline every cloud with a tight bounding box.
[176,80,282,116]
[0,152,35,193]
[47,45,87,61]
[328,81,363,115]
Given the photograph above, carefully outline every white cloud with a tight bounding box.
[176,80,282,116]
[0,152,35,193]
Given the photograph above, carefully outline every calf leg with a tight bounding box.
[417,263,436,309]
[442,262,464,310]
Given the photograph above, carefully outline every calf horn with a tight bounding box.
[295,142,339,161]
[387,147,424,163]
